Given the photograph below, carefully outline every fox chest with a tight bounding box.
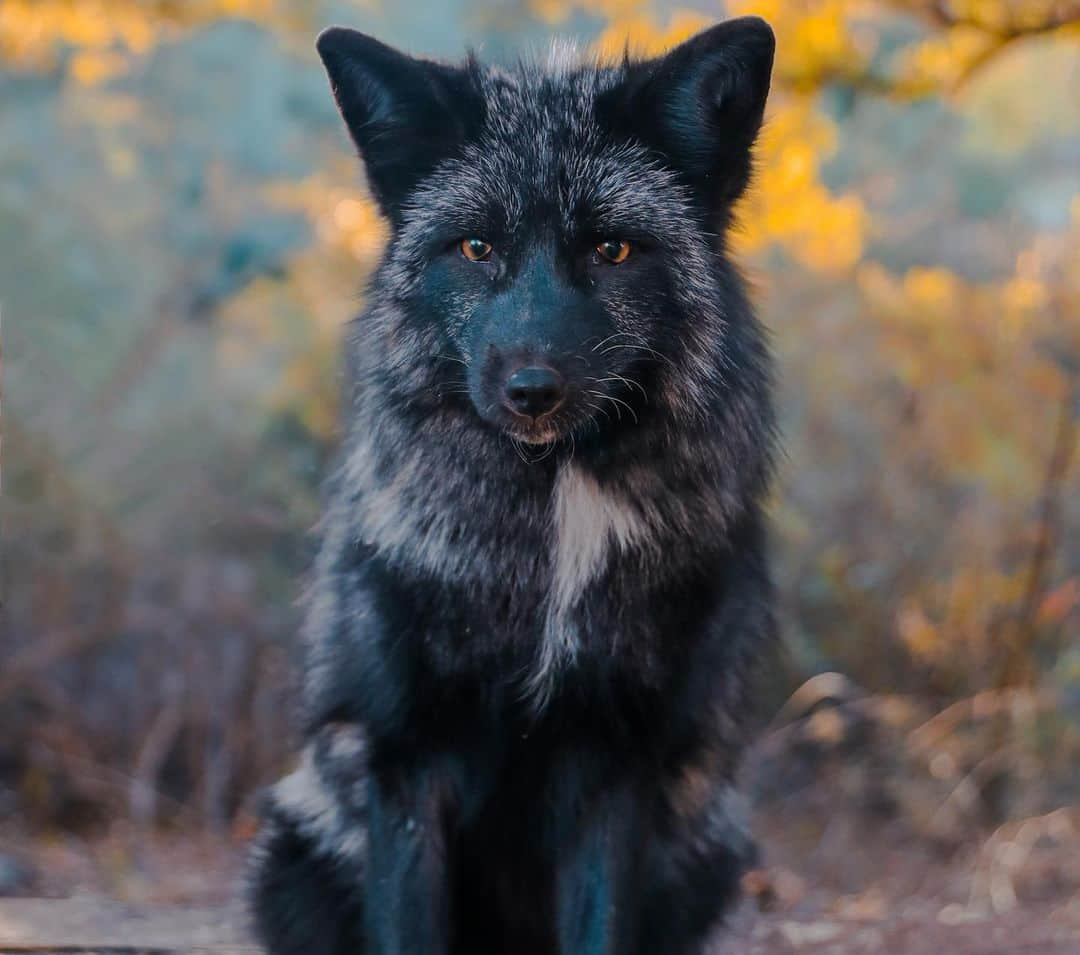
[355,457,664,686]
[472,462,663,691]
[541,463,654,655]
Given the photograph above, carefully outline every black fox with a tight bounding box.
[251,16,777,955]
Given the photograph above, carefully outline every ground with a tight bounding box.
[0,887,1077,954]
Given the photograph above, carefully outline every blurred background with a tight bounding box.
[1,0,1078,942]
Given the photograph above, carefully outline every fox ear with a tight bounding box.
[602,17,775,210]
[316,28,482,220]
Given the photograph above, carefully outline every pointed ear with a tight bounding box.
[600,17,774,211]
[316,28,483,220]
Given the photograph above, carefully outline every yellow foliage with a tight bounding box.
[0,0,296,81]
[724,3,873,269]
[734,98,867,270]
[897,563,1030,688]
[889,1,1080,94]
[69,49,127,85]
[732,0,866,88]
[898,602,939,660]
[533,0,650,26]
[902,266,961,309]
[593,10,712,58]
[906,0,1068,34]
[221,170,387,438]
[217,242,354,441]
[958,28,1080,154]
[1000,275,1050,314]
[263,173,388,263]
[894,24,999,93]
[853,223,1076,503]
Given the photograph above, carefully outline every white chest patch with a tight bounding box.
[545,463,648,660]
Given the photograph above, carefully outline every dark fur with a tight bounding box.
[251,17,777,955]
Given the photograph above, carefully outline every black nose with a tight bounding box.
[504,366,565,418]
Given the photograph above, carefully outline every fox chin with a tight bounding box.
[251,17,778,955]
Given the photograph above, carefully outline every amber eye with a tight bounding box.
[596,239,631,264]
[461,238,493,262]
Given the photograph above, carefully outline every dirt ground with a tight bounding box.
[0,886,1076,954]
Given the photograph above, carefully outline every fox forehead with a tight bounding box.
[402,142,691,243]
[390,57,682,235]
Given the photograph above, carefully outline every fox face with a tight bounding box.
[317,19,773,447]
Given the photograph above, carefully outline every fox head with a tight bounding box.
[317,19,774,448]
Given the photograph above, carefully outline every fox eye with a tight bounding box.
[460,238,493,262]
[595,239,632,264]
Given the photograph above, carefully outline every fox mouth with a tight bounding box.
[500,396,603,446]
[501,399,619,448]
[496,383,641,447]
[503,414,564,446]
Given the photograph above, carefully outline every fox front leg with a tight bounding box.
[554,776,644,955]
[364,766,455,955]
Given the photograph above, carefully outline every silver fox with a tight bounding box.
[251,17,778,955]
